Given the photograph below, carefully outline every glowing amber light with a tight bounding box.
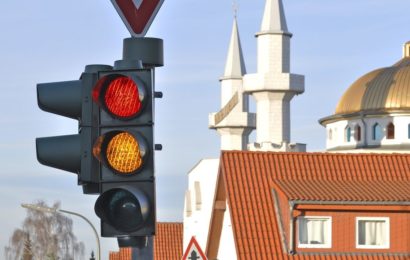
[106,132,142,174]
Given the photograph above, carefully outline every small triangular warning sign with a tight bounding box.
[182,236,207,260]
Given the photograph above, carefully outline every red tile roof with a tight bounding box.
[273,179,410,202]
[154,222,183,260]
[208,151,410,260]
[109,222,183,260]
[109,247,132,260]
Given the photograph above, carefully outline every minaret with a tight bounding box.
[209,16,256,150]
[243,0,305,152]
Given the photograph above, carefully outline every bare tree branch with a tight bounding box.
[5,200,85,260]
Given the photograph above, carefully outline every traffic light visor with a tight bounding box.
[93,74,146,119]
[93,131,148,175]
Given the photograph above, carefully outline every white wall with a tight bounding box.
[216,206,237,260]
[183,159,220,252]
[325,114,410,152]
[183,159,239,259]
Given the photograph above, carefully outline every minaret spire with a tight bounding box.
[260,0,290,33]
[243,0,305,152]
[222,17,246,80]
[209,13,255,151]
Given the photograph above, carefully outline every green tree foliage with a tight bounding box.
[5,201,85,260]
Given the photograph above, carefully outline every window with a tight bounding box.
[328,129,333,140]
[408,124,410,139]
[185,190,192,217]
[356,217,390,249]
[345,127,352,142]
[298,216,332,248]
[355,125,361,141]
[387,123,395,139]
[194,181,202,210]
[372,123,382,141]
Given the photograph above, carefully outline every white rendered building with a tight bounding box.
[183,159,219,251]
[320,42,410,153]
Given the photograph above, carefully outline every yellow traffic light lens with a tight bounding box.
[106,132,142,174]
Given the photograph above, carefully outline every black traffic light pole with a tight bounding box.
[114,37,163,70]
[131,237,153,260]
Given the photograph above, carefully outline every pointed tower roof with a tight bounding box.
[222,17,246,80]
[259,0,291,35]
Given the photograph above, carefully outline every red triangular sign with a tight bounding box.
[182,236,208,260]
[111,0,164,37]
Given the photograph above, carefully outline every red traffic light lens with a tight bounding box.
[93,74,146,119]
[105,77,140,118]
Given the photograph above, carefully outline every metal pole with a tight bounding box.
[21,204,101,260]
[59,209,101,260]
[131,237,153,260]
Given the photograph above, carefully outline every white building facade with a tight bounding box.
[183,159,220,251]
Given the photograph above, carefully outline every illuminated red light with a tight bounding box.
[93,75,144,119]
[105,77,141,118]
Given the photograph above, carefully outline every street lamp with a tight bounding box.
[21,203,101,260]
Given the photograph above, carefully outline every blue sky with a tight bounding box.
[0,0,410,259]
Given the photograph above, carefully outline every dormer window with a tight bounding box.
[298,216,332,248]
[356,217,390,249]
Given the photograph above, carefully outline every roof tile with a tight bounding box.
[219,151,410,260]
[273,179,410,202]
[154,222,183,260]
[108,222,183,260]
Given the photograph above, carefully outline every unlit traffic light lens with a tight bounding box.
[94,186,150,233]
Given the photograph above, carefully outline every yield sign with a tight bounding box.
[182,236,207,260]
[111,0,164,37]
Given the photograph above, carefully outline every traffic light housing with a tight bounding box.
[36,65,113,194]
[36,37,163,246]
[92,69,156,239]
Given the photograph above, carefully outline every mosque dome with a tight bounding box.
[335,56,410,115]
[320,42,410,153]
[334,42,410,116]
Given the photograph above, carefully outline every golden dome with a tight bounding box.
[335,56,410,115]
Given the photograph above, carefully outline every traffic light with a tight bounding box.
[36,37,163,247]
[36,65,113,194]
[92,69,156,241]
